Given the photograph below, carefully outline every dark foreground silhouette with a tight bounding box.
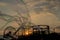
[16,32,60,40]
[0,31,60,40]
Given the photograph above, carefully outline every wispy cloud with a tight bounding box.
[30,11,60,28]
[0,2,8,6]
[0,0,60,33]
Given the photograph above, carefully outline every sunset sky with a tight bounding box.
[0,0,60,35]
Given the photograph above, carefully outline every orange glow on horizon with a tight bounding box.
[24,28,33,36]
[25,31,29,36]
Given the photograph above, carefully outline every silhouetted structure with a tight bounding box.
[2,25,60,40]
[3,31,13,38]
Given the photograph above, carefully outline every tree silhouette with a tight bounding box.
[0,0,33,36]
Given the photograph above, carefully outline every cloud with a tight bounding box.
[30,11,60,32]
[0,0,16,4]
[0,0,60,34]
[30,11,59,28]
[0,0,28,4]
[0,2,8,6]
[26,0,60,18]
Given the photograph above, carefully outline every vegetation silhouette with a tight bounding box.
[0,28,60,40]
[1,25,60,40]
[16,31,60,40]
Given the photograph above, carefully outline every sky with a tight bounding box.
[0,0,60,34]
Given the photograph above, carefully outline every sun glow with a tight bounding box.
[25,31,29,35]
[24,28,33,36]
